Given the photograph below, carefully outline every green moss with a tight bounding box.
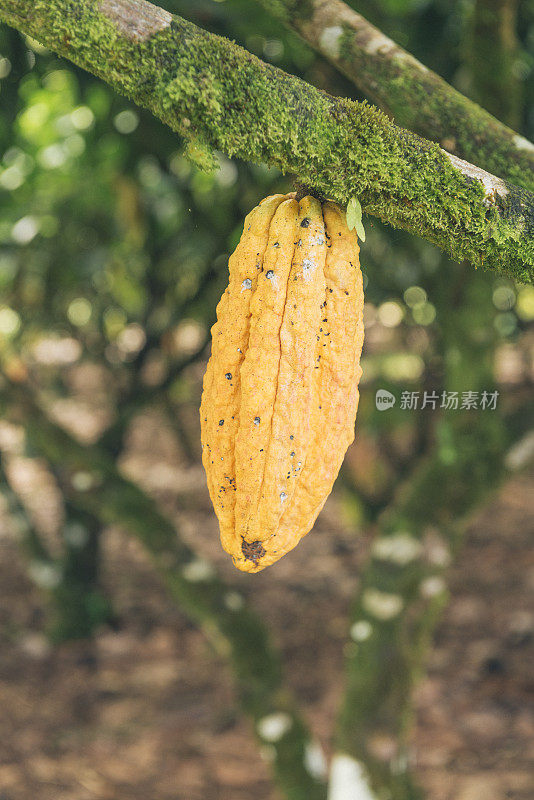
[0,0,532,282]
[184,137,218,173]
[336,26,533,193]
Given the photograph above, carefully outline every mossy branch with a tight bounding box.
[255,0,534,193]
[0,0,533,280]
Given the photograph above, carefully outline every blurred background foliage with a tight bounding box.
[0,1,533,798]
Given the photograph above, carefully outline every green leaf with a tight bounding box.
[346,196,366,242]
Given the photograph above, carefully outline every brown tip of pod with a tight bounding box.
[241,539,266,565]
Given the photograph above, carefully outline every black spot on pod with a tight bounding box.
[266,270,274,279]
[300,217,311,228]
[219,419,224,426]
[225,373,232,380]
[254,416,261,426]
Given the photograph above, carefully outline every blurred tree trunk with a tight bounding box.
[3,386,326,800]
[331,4,528,796]
[0,453,112,642]
[469,0,522,129]
[49,503,113,643]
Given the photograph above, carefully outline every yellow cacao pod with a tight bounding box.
[200,193,364,572]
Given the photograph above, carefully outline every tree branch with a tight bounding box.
[254,0,534,193]
[0,0,532,280]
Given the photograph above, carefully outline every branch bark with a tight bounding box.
[0,0,532,280]
[254,0,534,193]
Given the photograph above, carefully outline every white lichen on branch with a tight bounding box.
[99,0,171,40]
[445,151,509,204]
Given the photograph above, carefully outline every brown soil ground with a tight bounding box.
[0,415,532,800]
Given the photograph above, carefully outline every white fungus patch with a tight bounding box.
[280,491,287,502]
[182,558,214,582]
[266,270,280,290]
[319,26,344,59]
[302,258,316,281]
[327,754,376,800]
[350,620,373,642]
[257,712,293,742]
[241,278,252,291]
[362,588,403,620]
[372,532,422,565]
